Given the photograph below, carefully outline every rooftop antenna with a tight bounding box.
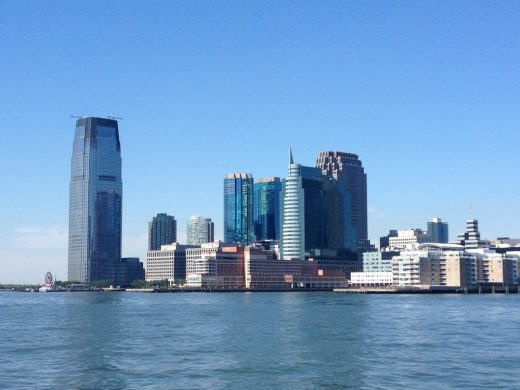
[70,115,84,119]
[107,116,123,120]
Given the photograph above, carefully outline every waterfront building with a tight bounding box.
[280,150,355,260]
[148,213,177,250]
[453,219,488,249]
[146,243,199,282]
[224,173,254,245]
[350,272,393,287]
[68,117,123,283]
[388,229,429,249]
[117,258,145,286]
[187,216,214,245]
[362,250,399,273]
[254,177,282,241]
[469,249,519,286]
[427,218,449,243]
[316,151,368,251]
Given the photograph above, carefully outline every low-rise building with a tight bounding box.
[362,250,399,273]
[389,229,429,249]
[350,272,393,287]
[146,243,199,282]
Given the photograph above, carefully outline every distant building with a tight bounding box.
[452,219,488,249]
[224,173,254,245]
[388,229,429,249]
[148,213,177,251]
[254,177,281,241]
[427,218,449,243]
[316,151,368,251]
[146,243,199,282]
[117,258,145,286]
[187,216,214,245]
[380,230,398,249]
[350,272,393,287]
[469,249,519,286]
[362,251,399,273]
[280,149,356,260]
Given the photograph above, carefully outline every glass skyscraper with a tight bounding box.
[68,117,122,283]
[427,217,449,243]
[254,177,281,241]
[316,151,367,251]
[187,216,214,245]
[281,150,355,260]
[148,213,177,250]
[224,173,254,245]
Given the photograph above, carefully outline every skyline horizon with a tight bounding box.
[1,1,519,283]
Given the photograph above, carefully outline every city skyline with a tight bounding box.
[1,2,520,283]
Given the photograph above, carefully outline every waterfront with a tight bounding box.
[1,292,519,389]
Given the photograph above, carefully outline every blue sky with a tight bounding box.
[1,1,519,283]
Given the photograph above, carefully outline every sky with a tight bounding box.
[1,1,519,283]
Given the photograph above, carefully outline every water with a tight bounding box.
[1,292,519,389]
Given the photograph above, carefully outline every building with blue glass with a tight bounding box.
[148,213,177,250]
[224,173,254,245]
[254,177,281,241]
[68,117,123,283]
[281,150,356,260]
[427,217,449,243]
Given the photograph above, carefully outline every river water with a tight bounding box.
[1,292,519,389]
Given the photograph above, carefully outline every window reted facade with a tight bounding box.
[187,216,214,245]
[68,117,122,283]
[254,177,281,241]
[148,213,177,250]
[224,173,254,245]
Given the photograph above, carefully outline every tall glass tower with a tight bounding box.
[68,117,122,283]
[187,216,214,245]
[224,173,254,245]
[254,177,281,241]
[148,213,177,250]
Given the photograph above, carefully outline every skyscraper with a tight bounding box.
[224,173,254,245]
[148,213,177,250]
[281,150,354,260]
[254,177,281,241]
[427,218,449,243]
[316,151,368,250]
[68,117,122,283]
[187,216,214,245]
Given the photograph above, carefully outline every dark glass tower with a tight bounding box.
[427,218,449,243]
[316,151,367,250]
[224,173,254,245]
[148,213,177,250]
[254,177,281,241]
[68,117,122,283]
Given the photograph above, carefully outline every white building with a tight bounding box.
[388,229,429,249]
[186,216,214,245]
[350,272,393,287]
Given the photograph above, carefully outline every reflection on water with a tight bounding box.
[1,292,520,389]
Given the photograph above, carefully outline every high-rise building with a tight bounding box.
[453,219,488,249]
[281,150,355,260]
[254,177,281,241]
[187,216,214,245]
[68,117,123,283]
[148,213,177,250]
[427,218,449,243]
[224,173,254,245]
[316,151,368,250]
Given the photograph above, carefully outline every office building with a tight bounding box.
[281,150,355,260]
[224,173,254,245]
[187,216,214,245]
[350,272,393,287]
[316,151,368,250]
[453,219,488,249]
[427,218,449,243]
[380,230,398,249]
[388,229,429,249]
[362,251,399,273]
[148,213,177,250]
[68,117,123,283]
[254,177,281,241]
[146,243,199,282]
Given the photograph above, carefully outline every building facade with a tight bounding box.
[254,177,281,241]
[453,219,488,249]
[388,229,430,249]
[68,117,123,283]
[316,151,368,251]
[427,218,449,243]
[148,213,177,250]
[187,216,214,245]
[146,243,199,282]
[224,173,254,245]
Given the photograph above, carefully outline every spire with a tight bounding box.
[289,147,294,164]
